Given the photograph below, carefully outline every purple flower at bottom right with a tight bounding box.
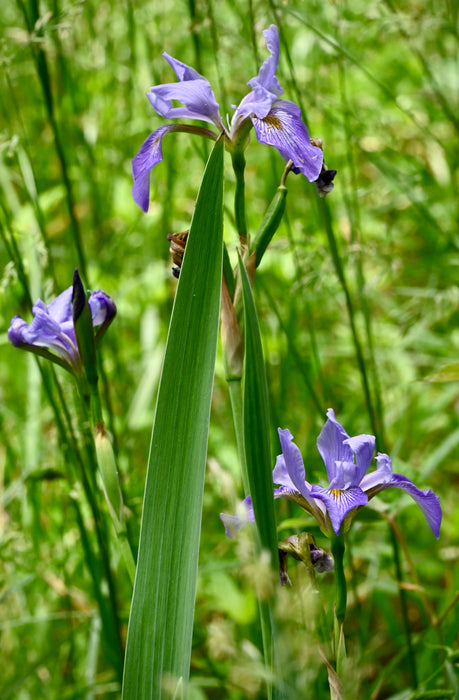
[221,409,442,540]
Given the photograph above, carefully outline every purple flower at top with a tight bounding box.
[8,278,116,375]
[132,25,324,212]
[221,409,442,539]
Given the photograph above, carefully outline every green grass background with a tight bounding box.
[0,0,458,697]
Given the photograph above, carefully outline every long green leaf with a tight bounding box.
[239,256,278,566]
[239,257,282,700]
[122,138,224,699]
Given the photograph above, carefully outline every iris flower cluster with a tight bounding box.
[221,409,442,540]
[8,271,116,376]
[132,25,325,212]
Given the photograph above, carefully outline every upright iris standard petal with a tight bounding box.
[317,408,355,483]
[233,25,283,123]
[162,53,204,82]
[233,25,324,182]
[248,25,283,97]
[344,433,376,483]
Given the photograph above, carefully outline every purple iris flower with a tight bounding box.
[221,408,442,539]
[8,282,116,374]
[132,25,324,212]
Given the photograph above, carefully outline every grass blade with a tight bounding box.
[122,138,224,699]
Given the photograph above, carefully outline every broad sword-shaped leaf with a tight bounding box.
[122,138,224,699]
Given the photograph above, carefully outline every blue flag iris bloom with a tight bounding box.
[221,409,442,539]
[132,25,324,212]
[8,282,116,375]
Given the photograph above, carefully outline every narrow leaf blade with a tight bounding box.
[239,256,278,566]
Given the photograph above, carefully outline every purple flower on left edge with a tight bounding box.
[221,409,442,540]
[8,272,116,375]
[132,24,324,212]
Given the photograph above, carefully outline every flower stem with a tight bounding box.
[389,524,418,688]
[231,148,248,249]
[318,197,382,446]
[331,533,347,623]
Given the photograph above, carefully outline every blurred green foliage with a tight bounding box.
[0,0,458,697]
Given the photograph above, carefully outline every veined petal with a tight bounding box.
[365,454,442,539]
[132,125,177,212]
[317,408,354,484]
[251,100,323,182]
[310,484,368,536]
[147,79,222,127]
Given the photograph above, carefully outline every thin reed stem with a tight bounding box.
[318,197,382,445]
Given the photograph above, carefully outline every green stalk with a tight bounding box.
[231,148,248,248]
[330,533,347,624]
[73,393,124,676]
[17,0,88,281]
[389,525,418,688]
[318,197,381,444]
[259,279,324,416]
[331,533,347,681]
[44,367,124,676]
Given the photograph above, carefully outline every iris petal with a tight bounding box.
[220,495,254,538]
[251,100,323,182]
[162,52,204,82]
[272,454,296,490]
[317,408,353,483]
[344,433,376,483]
[147,79,222,127]
[247,24,283,97]
[361,454,442,539]
[310,484,368,536]
[277,428,313,499]
[8,283,116,373]
[132,125,177,212]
